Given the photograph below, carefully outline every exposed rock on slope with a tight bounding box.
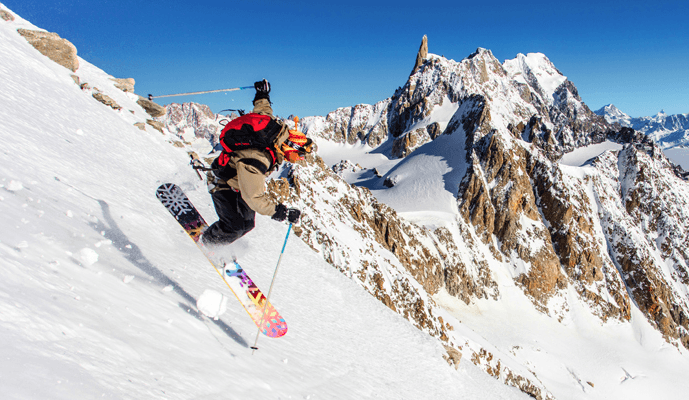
[268,155,554,399]
[17,28,79,72]
[137,97,166,118]
[1,7,14,21]
[111,77,135,93]
[92,92,122,111]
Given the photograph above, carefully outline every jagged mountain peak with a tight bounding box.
[503,52,567,106]
[595,103,632,126]
[313,40,610,159]
[467,47,495,59]
[596,103,621,113]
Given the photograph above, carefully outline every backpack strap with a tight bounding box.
[238,158,270,175]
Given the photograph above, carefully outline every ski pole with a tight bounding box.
[148,85,253,100]
[251,223,292,354]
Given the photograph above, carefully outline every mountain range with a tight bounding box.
[595,104,689,150]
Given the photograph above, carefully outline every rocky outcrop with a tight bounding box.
[530,150,632,321]
[92,92,121,111]
[137,98,166,118]
[146,119,164,134]
[391,124,437,157]
[111,77,135,93]
[1,8,14,21]
[410,35,428,75]
[17,28,79,72]
[459,128,567,311]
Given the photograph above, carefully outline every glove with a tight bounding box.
[272,203,301,224]
[254,79,270,103]
[272,203,288,222]
[287,208,301,224]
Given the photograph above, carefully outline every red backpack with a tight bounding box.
[217,113,283,169]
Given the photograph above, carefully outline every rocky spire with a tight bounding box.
[410,35,428,76]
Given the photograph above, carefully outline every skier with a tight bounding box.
[201,79,311,246]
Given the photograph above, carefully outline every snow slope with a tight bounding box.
[559,141,624,167]
[0,7,528,400]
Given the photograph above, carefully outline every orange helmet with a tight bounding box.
[281,128,313,163]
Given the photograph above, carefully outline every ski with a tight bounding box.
[156,183,287,338]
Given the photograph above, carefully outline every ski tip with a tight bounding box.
[250,346,259,351]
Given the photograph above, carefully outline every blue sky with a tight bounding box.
[5,0,688,119]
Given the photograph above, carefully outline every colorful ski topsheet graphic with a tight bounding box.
[222,261,286,338]
[156,183,287,338]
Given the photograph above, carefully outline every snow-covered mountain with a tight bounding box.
[291,37,689,398]
[303,45,612,162]
[595,105,689,150]
[594,104,632,126]
[3,5,689,400]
